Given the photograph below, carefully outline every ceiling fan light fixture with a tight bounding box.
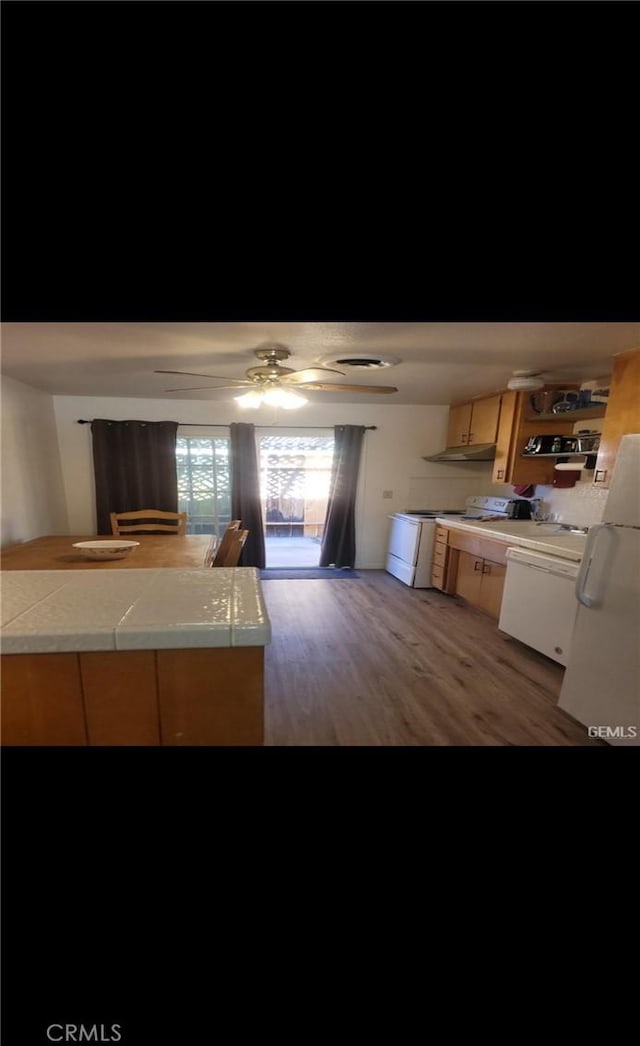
[235,387,308,410]
[507,371,545,391]
[235,389,264,408]
[263,387,308,409]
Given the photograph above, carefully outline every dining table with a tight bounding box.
[0,533,215,570]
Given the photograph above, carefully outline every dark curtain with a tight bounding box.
[91,420,179,535]
[230,422,266,568]
[319,425,366,568]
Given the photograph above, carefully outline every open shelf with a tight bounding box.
[521,452,598,459]
[524,405,607,423]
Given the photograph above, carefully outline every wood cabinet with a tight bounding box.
[446,394,502,447]
[1,653,88,745]
[593,348,640,488]
[455,551,507,618]
[492,387,578,485]
[1,647,264,746]
[447,530,508,619]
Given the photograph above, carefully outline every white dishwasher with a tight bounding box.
[498,547,580,666]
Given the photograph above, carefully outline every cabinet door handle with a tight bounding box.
[482,563,490,574]
[474,560,482,571]
[460,434,468,444]
[469,433,474,442]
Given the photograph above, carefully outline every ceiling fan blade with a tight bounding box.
[279,367,345,384]
[163,382,252,392]
[297,382,398,394]
[155,370,253,385]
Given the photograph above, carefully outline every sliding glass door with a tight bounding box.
[259,432,334,567]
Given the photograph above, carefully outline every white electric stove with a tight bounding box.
[386,496,540,588]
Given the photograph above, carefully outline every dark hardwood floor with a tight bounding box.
[262,570,602,746]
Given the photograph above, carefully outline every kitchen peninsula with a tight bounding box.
[1,567,271,746]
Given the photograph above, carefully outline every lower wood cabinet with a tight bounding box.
[1,647,264,746]
[455,551,506,618]
[1,653,88,746]
[446,530,508,619]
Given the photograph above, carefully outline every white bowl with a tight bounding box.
[72,540,140,560]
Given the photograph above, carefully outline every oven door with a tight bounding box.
[386,515,421,585]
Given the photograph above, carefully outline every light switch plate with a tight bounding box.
[382,490,393,499]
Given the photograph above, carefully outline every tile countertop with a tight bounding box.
[0,568,271,655]
[435,518,588,561]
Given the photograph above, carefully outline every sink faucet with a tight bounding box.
[559,523,589,534]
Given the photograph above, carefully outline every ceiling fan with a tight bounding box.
[155,344,398,408]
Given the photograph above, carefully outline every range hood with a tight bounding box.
[423,443,496,462]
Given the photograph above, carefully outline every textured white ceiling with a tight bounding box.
[1,321,638,405]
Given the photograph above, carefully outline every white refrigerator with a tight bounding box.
[558,434,640,746]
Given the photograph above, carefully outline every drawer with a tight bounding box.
[431,565,445,588]
[432,544,448,567]
[447,529,508,565]
[435,526,449,543]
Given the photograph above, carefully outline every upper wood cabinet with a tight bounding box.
[446,394,502,447]
[492,388,578,485]
[447,403,472,447]
[592,348,640,488]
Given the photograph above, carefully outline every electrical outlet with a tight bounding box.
[382,490,393,499]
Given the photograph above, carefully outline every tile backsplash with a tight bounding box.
[534,476,609,527]
[409,462,609,527]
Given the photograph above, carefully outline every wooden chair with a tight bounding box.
[203,520,241,567]
[110,509,188,536]
[212,528,249,567]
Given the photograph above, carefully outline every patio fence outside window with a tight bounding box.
[176,437,231,536]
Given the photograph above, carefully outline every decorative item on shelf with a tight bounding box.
[528,390,563,414]
[551,390,579,413]
[580,377,611,404]
[552,462,582,488]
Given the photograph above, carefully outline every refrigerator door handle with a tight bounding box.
[575,523,614,608]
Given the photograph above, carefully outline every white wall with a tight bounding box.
[6,384,612,558]
[53,394,504,567]
[1,376,69,547]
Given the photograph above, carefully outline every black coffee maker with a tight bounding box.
[507,500,533,519]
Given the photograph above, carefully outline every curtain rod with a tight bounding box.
[76,420,377,430]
